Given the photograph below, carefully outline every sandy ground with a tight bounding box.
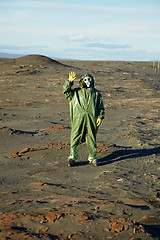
[0,55,160,240]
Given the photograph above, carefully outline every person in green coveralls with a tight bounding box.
[63,72,105,167]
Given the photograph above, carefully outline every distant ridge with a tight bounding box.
[14,54,64,66]
[0,52,22,58]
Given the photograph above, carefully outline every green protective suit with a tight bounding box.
[63,74,105,161]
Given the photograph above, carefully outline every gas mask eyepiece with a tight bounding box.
[83,77,91,88]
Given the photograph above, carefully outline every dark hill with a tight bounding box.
[14,54,65,66]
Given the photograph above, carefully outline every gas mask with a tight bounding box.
[83,77,92,88]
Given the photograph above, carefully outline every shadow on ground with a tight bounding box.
[71,146,160,167]
[142,224,160,240]
[99,146,160,166]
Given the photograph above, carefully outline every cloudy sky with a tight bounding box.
[0,0,160,60]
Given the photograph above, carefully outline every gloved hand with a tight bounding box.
[96,118,101,126]
[69,72,76,82]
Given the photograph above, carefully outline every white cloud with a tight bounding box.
[10,10,31,20]
[60,35,89,42]
[69,36,88,41]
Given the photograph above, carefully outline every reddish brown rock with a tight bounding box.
[0,126,7,132]
[33,86,40,90]
[29,147,39,151]
[45,211,63,222]
[117,218,127,223]
[12,150,20,158]
[29,182,47,187]
[110,221,124,233]
[108,143,116,147]
[0,225,12,230]
[19,147,30,154]
[89,63,100,67]
[46,125,69,130]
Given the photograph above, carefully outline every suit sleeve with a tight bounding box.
[62,80,74,101]
[97,92,105,120]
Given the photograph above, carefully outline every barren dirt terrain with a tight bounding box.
[0,55,160,239]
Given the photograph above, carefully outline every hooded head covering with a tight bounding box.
[79,74,94,88]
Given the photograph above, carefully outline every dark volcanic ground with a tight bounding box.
[0,55,160,240]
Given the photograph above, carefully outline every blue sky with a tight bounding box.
[0,0,160,60]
